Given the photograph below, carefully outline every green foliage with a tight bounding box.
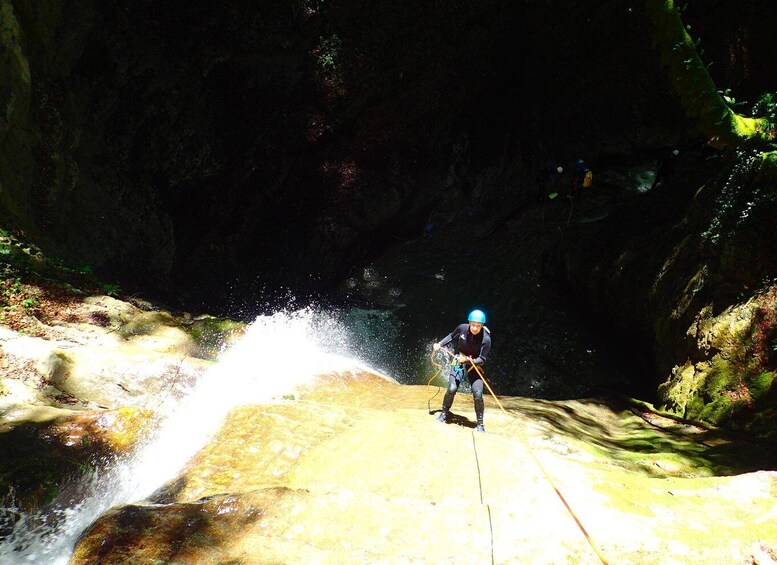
[101,283,122,297]
[752,92,777,148]
[1,278,38,314]
[313,34,346,102]
[291,0,325,20]
[752,92,777,123]
[700,148,776,246]
[704,357,736,398]
[316,34,342,70]
[717,88,746,110]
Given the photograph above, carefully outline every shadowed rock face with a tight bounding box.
[549,149,777,434]
[70,369,777,564]
[3,1,692,305]
[0,405,152,534]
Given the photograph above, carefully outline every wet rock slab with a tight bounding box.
[71,371,777,564]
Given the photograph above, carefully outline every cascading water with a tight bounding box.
[0,308,390,565]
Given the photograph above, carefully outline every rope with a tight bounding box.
[427,348,445,386]
[426,349,446,413]
[513,424,609,565]
[472,432,495,565]
[431,347,609,565]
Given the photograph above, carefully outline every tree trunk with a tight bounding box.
[645,0,770,147]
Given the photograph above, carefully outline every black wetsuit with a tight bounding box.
[651,151,677,189]
[535,166,561,201]
[438,324,492,426]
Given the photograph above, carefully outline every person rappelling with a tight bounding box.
[432,309,492,432]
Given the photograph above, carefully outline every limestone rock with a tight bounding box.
[70,370,777,564]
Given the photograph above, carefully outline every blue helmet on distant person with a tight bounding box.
[468,309,486,324]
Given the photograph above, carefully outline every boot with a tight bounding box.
[437,389,456,423]
[474,398,485,433]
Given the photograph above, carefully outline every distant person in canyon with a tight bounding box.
[570,159,592,199]
[432,309,491,432]
[650,148,679,190]
[534,164,564,201]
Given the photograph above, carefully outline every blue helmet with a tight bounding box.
[468,309,486,324]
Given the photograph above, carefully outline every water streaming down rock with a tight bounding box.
[0,308,386,565]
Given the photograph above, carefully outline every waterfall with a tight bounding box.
[0,307,385,565]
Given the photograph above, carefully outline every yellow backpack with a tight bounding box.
[582,169,593,188]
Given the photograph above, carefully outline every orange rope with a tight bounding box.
[427,349,445,385]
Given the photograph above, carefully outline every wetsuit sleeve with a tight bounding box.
[438,324,465,348]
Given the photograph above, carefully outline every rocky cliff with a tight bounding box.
[1,1,690,303]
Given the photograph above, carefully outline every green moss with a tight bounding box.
[0,440,89,514]
[704,357,736,397]
[0,2,31,85]
[186,316,246,359]
[698,397,736,424]
[746,371,775,399]
[684,396,705,420]
[732,115,759,136]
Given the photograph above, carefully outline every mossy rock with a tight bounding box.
[660,285,777,434]
[0,422,95,535]
[185,316,246,359]
[0,405,155,534]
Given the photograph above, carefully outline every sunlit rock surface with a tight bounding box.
[71,370,777,564]
[1,289,775,563]
[0,292,231,535]
[0,295,216,410]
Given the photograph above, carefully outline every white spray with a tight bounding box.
[0,308,385,565]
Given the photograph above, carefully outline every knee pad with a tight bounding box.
[471,380,484,400]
